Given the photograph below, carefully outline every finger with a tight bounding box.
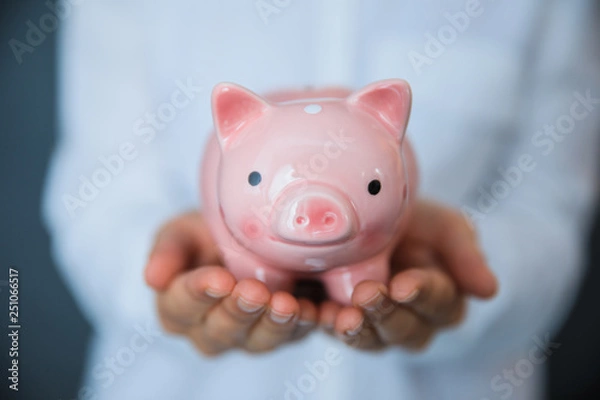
[333,307,383,350]
[352,282,434,350]
[245,291,301,352]
[199,279,270,352]
[291,298,318,341]
[157,266,235,333]
[318,300,342,335]
[145,230,194,291]
[145,213,219,291]
[389,267,466,326]
[402,200,498,298]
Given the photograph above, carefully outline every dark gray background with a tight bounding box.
[0,1,598,399]
[0,1,89,400]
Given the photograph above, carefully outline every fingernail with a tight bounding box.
[269,310,295,324]
[360,291,384,311]
[396,288,420,303]
[204,288,228,299]
[344,317,364,336]
[237,297,264,313]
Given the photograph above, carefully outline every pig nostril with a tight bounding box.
[295,216,307,226]
[323,213,336,226]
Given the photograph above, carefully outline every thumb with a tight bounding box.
[144,212,220,291]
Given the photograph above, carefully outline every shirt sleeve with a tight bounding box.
[42,1,198,331]
[409,1,600,362]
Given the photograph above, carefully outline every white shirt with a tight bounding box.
[43,1,600,399]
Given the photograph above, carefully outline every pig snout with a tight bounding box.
[272,187,358,245]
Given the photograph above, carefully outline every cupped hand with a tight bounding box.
[320,200,498,351]
[144,212,318,356]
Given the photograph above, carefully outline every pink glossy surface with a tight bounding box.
[201,79,418,304]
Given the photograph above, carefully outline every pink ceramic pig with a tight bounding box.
[201,79,418,305]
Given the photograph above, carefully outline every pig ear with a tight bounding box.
[211,83,270,148]
[347,79,412,142]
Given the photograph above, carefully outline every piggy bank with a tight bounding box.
[201,79,418,305]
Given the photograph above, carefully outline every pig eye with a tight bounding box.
[248,171,262,186]
[368,180,381,195]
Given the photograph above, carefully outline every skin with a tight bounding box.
[144,199,497,355]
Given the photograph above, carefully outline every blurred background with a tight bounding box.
[0,1,599,399]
